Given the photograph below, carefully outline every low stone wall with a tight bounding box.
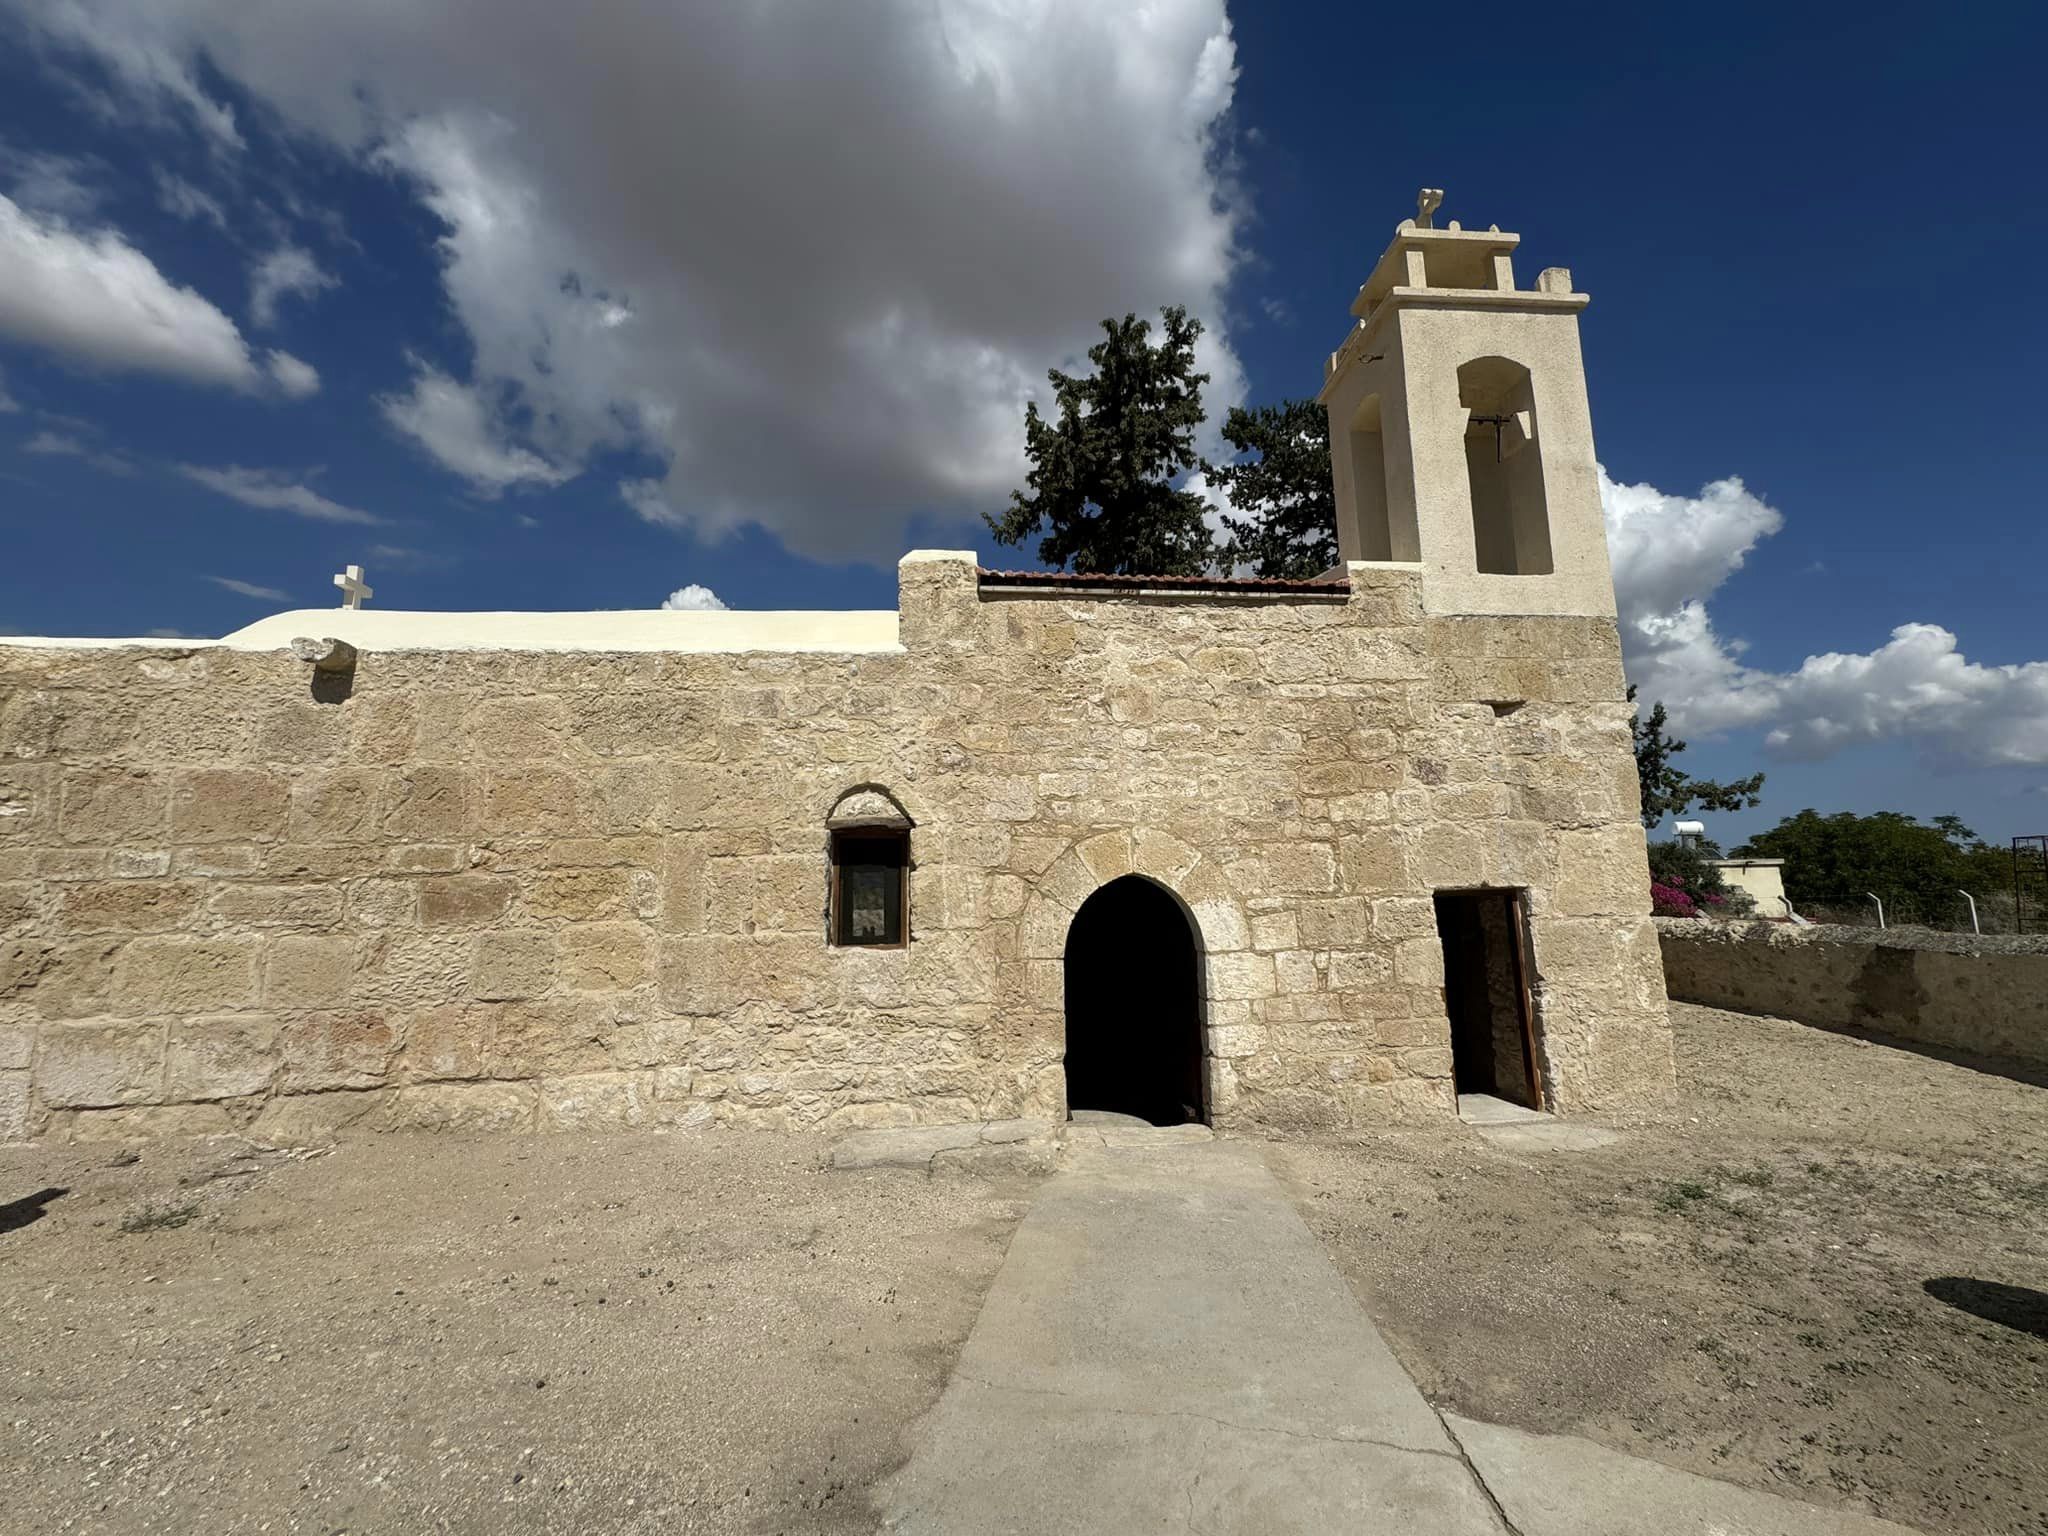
[1656,918,2048,1068]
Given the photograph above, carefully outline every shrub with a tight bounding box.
[1646,840,1755,918]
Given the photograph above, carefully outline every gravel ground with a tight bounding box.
[0,1129,1036,1535]
[1271,1002,2048,1536]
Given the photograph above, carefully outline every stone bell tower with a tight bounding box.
[1318,190,1618,618]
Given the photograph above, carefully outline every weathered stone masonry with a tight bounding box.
[0,200,1682,1140]
[0,555,1671,1142]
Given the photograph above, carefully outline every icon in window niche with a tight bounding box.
[846,866,890,941]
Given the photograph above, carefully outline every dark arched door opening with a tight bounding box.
[1063,876,1205,1125]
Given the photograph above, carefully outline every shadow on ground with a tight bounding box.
[0,1186,65,1236]
[1924,1277,2048,1342]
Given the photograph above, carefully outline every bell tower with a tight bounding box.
[1318,191,1618,617]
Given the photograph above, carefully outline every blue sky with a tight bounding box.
[1,1,2044,848]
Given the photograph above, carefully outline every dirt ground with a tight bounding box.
[6,1004,2043,1536]
[1272,1001,2048,1536]
[0,1129,1034,1535]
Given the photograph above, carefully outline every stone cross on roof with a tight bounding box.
[333,563,373,610]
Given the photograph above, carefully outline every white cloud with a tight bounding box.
[1603,467,2048,767]
[619,477,684,531]
[1,145,103,218]
[177,463,379,524]
[207,575,289,601]
[660,583,727,612]
[154,169,228,229]
[0,193,318,395]
[7,0,1248,559]
[379,360,570,494]
[21,423,134,475]
[0,365,18,413]
[249,243,334,327]
[266,351,320,397]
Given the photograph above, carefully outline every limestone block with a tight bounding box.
[472,930,559,1001]
[348,879,419,929]
[171,769,289,844]
[288,769,383,843]
[398,1003,489,1082]
[38,1021,164,1107]
[352,930,471,1007]
[107,850,172,879]
[1208,950,1276,1002]
[467,695,568,760]
[207,884,344,930]
[1295,897,1369,948]
[1018,900,1069,961]
[113,936,261,1015]
[1554,825,1653,917]
[385,844,464,875]
[1189,897,1249,954]
[539,1070,660,1130]
[387,1081,537,1133]
[1249,909,1298,953]
[164,1014,279,1100]
[1274,949,1321,994]
[69,1102,237,1140]
[252,701,347,764]
[0,1020,32,1070]
[175,845,263,878]
[58,881,201,933]
[1395,936,1446,986]
[348,696,419,770]
[264,935,355,1008]
[419,874,518,928]
[382,767,473,841]
[278,1010,396,1092]
[1369,896,1440,942]
[481,767,593,838]
[560,922,654,991]
[1326,948,1393,991]
[1262,842,1337,895]
[250,1087,391,1139]
[59,770,167,845]
[0,1072,29,1141]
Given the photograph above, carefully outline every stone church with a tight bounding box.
[0,201,1672,1144]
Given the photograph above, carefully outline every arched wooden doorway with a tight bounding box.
[1062,875,1205,1125]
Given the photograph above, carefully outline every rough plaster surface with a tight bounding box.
[1656,919,2048,1068]
[0,556,1672,1143]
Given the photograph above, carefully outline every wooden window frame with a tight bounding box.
[828,826,910,949]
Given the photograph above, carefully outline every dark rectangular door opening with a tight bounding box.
[1433,889,1544,1110]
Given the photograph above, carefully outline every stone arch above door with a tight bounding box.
[1016,827,1249,964]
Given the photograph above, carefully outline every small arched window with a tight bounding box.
[826,787,912,947]
[1457,357,1553,575]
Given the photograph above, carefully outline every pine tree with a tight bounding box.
[1202,399,1338,578]
[1630,685,1766,829]
[987,306,1214,576]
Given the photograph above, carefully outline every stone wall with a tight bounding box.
[0,557,1673,1142]
[1656,918,2048,1068]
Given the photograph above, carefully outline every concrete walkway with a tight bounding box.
[876,1127,1921,1535]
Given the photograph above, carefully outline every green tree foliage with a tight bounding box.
[1734,809,1991,925]
[1629,685,1766,830]
[987,306,1214,576]
[1200,399,1338,579]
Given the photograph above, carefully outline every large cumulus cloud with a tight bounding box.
[1603,468,2048,767]
[11,0,1247,558]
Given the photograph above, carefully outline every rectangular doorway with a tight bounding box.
[1432,889,1544,1110]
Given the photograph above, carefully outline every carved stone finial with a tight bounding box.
[1416,188,1444,229]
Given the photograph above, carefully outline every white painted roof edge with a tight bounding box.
[0,608,904,656]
